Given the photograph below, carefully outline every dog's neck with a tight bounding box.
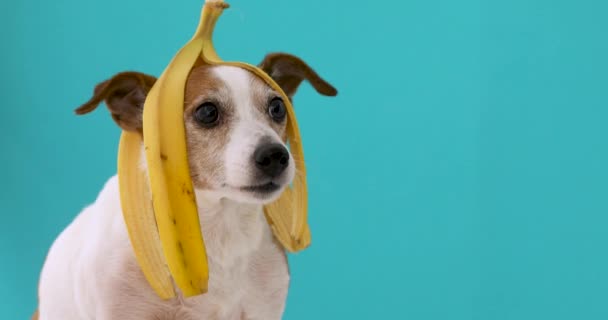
[140,153,269,268]
[194,190,267,268]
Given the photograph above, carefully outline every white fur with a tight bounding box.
[215,66,295,203]
[38,67,292,320]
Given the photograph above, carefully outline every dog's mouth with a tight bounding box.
[240,182,282,194]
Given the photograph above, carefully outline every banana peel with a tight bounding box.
[197,0,310,253]
[117,0,311,299]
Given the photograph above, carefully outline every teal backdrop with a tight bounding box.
[1,0,607,319]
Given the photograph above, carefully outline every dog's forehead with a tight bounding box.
[212,66,273,112]
[212,66,253,96]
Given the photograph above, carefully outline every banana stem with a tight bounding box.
[194,1,229,63]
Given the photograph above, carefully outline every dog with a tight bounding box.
[35,53,337,320]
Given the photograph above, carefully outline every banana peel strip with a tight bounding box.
[118,131,175,299]
[198,1,311,252]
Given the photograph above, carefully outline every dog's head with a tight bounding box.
[77,53,337,204]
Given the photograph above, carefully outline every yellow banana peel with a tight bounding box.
[118,0,311,299]
[118,131,175,299]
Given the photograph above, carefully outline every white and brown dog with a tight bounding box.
[35,53,337,320]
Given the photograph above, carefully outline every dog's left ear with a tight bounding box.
[258,52,338,99]
[74,72,156,132]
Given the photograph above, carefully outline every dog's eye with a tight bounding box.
[268,97,286,122]
[194,102,220,127]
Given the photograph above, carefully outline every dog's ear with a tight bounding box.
[75,72,157,132]
[258,53,338,99]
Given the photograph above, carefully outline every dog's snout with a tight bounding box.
[254,143,289,178]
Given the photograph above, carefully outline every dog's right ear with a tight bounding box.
[258,53,338,99]
[75,72,157,132]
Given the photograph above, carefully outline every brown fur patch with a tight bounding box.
[248,74,288,141]
[183,65,234,189]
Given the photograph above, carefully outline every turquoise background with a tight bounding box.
[2,0,607,319]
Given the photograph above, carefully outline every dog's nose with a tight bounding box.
[254,143,289,178]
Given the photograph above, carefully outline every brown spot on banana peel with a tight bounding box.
[177,242,188,268]
[184,192,196,203]
[160,153,168,161]
[180,183,196,202]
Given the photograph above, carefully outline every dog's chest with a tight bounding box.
[182,255,283,319]
[169,200,290,319]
